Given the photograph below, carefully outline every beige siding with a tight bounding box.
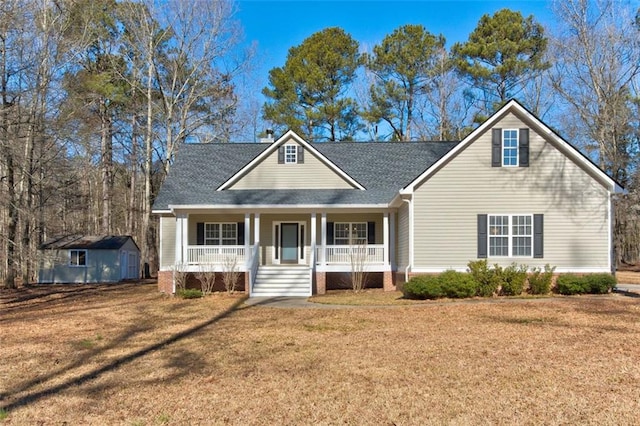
[160,216,176,269]
[229,139,355,190]
[397,203,409,269]
[413,112,610,271]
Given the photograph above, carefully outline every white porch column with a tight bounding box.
[254,213,260,244]
[320,212,327,266]
[390,211,396,269]
[383,212,389,266]
[310,213,317,266]
[244,213,251,267]
[175,213,187,265]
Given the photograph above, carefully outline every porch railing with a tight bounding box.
[187,245,245,265]
[316,245,385,265]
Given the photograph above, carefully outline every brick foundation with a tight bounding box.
[158,271,174,294]
[315,272,326,295]
[383,271,395,291]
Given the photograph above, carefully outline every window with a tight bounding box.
[204,223,237,245]
[502,129,518,166]
[69,249,87,266]
[489,215,532,257]
[334,222,367,245]
[284,145,297,164]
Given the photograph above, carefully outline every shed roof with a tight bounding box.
[40,235,139,251]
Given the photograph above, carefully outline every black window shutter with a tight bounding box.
[534,214,544,258]
[519,128,529,167]
[367,222,375,245]
[327,222,334,245]
[278,146,284,164]
[275,225,279,259]
[237,222,245,245]
[297,146,304,163]
[477,214,488,258]
[197,223,204,245]
[300,225,305,259]
[492,128,502,167]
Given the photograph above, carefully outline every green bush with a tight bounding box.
[439,270,478,298]
[555,273,616,295]
[498,263,528,296]
[402,275,443,300]
[555,274,585,295]
[582,273,616,294]
[528,264,555,295]
[467,259,500,297]
[176,288,203,299]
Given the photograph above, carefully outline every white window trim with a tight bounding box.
[204,222,238,246]
[502,129,519,167]
[488,214,533,258]
[334,222,368,246]
[284,144,297,164]
[69,249,87,267]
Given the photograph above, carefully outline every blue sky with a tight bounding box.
[236,0,555,83]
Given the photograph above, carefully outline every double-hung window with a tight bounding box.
[284,145,297,164]
[502,129,518,166]
[334,222,367,245]
[204,223,237,245]
[69,249,87,267]
[489,215,532,257]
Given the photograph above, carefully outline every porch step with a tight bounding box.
[252,265,311,297]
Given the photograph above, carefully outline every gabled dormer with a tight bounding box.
[218,130,365,191]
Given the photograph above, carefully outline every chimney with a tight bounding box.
[260,128,274,143]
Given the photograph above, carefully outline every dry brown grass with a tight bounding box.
[616,270,640,284]
[1,282,640,425]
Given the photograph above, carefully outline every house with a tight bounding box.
[153,100,622,296]
[38,235,140,284]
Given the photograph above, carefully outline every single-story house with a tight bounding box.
[38,235,140,284]
[152,100,623,296]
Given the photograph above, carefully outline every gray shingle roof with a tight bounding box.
[153,141,458,210]
[40,235,137,250]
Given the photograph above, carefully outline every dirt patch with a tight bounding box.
[1,282,639,424]
[616,270,640,284]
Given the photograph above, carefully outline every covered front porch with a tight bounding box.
[169,209,397,296]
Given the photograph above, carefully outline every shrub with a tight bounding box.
[467,260,500,297]
[403,275,443,300]
[555,273,616,295]
[528,264,555,295]
[404,275,443,299]
[498,263,528,296]
[177,288,203,299]
[582,273,616,294]
[439,270,478,298]
[555,274,585,295]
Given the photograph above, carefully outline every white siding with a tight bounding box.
[229,139,355,190]
[160,216,176,270]
[413,112,610,271]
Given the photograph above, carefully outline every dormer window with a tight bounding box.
[284,145,297,164]
[278,144,305,164]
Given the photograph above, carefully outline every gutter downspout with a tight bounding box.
[402,198,413,283]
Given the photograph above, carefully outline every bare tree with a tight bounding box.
[221,256,240,294]
[194,265,216,295]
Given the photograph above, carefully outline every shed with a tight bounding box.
[38,235,140,284]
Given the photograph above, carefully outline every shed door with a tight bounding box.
[120,251,128,280]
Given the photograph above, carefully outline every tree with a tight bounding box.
[452,8,549,120]
[263,27,361,141]
[363,24,446,141]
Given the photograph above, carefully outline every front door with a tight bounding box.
[280,223,299,264]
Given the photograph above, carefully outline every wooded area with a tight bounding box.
[1,0,638,288]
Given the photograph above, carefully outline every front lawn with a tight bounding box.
[1,282,639,424]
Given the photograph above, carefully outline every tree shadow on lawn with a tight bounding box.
[0,282,156,316]
[0,295,247,413]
